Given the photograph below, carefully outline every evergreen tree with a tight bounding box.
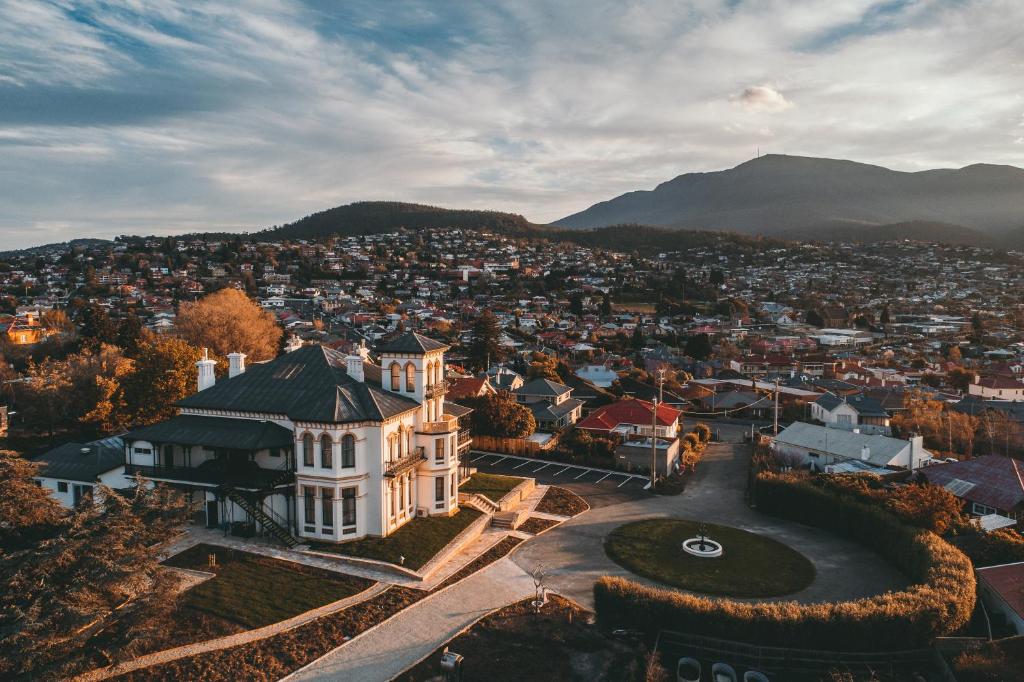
[600,292,612,317]
[78,303,118,350]
[684,333,713,360]
[468,310,502,372]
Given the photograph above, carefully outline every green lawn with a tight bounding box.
[604,519,816,598]
[460,473,524,503]
[164,544,373,628]
[311,507,483,570]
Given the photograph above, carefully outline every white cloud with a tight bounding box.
[0,0,1022,248]
[732,85,794,113]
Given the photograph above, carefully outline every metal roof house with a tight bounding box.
[772,421,931,471]
[32,435,127,508]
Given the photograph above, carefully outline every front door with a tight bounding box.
[206,500,219,527]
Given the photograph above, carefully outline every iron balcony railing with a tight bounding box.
[458,429,472,449]
[384,448,426,477]
[418,414,459,434]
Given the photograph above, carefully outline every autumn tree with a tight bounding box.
[527,352,561,383]
[0,454,192,679]
[175,288,282,364]
[467,309,502,372]
[891,390,978,457]
[122,337,202,425]
[465,393,536,438]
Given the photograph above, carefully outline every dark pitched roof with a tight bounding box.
[34,435,124,483]
[377,331,449,354]
[514,377,572,397]
[921,456,1024,511]
[124,415,295,450]
[815,391,888,417]
[177,344,420,423]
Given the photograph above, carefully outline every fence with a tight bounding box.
[471,434,557,456]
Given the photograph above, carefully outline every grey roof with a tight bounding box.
[530,398,584,422]
[178,344,420,423]
[815,392,889,417]
[34,435,124,483]
[444,401,473,418]
[377,331,449,354]
[514,377,572,397]
[774,422,914,467]
[124,415,295,450]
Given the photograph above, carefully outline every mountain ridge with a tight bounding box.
[554,154,1024,243]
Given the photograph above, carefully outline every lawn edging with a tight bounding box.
[70,581,386,682]
[300,548,423,581]
[417,509,492,580]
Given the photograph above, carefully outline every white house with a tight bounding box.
[772,421,931,471]
[968,376,1024,401]
[121,332,470,546]
[32,435,128,508]
[810,392,891,434]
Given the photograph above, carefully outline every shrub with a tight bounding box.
[953,527,1024,568]
[594,473,976,651]
[693,423,712,444]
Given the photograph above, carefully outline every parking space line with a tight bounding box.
[574,469,590,479]
[596,472,611,483]
[470,454,488,462]
[513,460,533,469]
[533,463,551,473]
[552,466,570,476]
[491,456,508,465]
[617,476,634,488]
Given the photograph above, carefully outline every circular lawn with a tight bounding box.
[604,519,815,598]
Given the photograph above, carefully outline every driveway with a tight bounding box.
[512,440,907,608]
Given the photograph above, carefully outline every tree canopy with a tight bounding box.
[176,288,282,364]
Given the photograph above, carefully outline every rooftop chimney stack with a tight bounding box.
[346,353,364,383]
[228,352,247,378]
[196,348,216,392]
[861,444,871,461]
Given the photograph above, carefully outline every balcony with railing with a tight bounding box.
[458,429,472,450]
[124,460,293,490]
[418,414,459,434]
[384,447,426,477]
[424,380,449,399]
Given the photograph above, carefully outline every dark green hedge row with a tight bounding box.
[593,473,975,651]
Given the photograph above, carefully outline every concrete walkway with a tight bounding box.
[285,557,536,682]
[513,440,907,608]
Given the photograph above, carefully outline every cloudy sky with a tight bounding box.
[1,0,1022,248]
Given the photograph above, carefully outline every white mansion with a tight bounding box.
[122,332,470,546]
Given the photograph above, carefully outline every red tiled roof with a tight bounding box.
[976,376,1024,390]
[977,562,1024,621]
[577,398,681,431]
[446,376,492,399]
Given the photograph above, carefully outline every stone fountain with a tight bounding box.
[682,522,723,558]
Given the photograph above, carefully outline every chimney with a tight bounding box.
[861,444,870,461]
[196,348,216,391]
[285,335,303,353]
[356,338,370,361]
[228,352,247,378]
[346,353,365,383]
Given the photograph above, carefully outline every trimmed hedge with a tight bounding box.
[593,473,976,651]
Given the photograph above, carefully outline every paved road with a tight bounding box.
[513,439,907,608]
[286,558,535,682]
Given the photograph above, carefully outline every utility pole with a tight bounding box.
[657,368,665,404]
[650,397,659,490]
[773,378,780,436]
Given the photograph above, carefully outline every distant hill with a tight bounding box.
[0,237,113,259]
[554,155,1024,244]
[261,201,542,240]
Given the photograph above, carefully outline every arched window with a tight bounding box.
[434,361,442,386]
[407,429,414,456]
[302,433,314,467]
[341,434,355,468]
[320,434,332,468]
[390,362,401,391]
[405,363,415,392]
[388,435,395,461]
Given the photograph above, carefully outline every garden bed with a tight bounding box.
[604,519,815,598]
[164,543,373,628]
[534,486,589,517]
[459,473,524,503]
[113,537,525,682]
[310,507,482,570]
[395,595,648,682]
[518,516,560,535]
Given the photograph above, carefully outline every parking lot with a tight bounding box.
[467,451,650,508]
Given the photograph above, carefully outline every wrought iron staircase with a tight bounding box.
[222,486,299,548]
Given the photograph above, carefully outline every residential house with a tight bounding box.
[969,375,1024,401]
[32,436,127,508]
[512,378,583,431]
[773,421,932,471]
[920,456,1024,520]
[976,562,1024,635]
[810,392,891,434]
